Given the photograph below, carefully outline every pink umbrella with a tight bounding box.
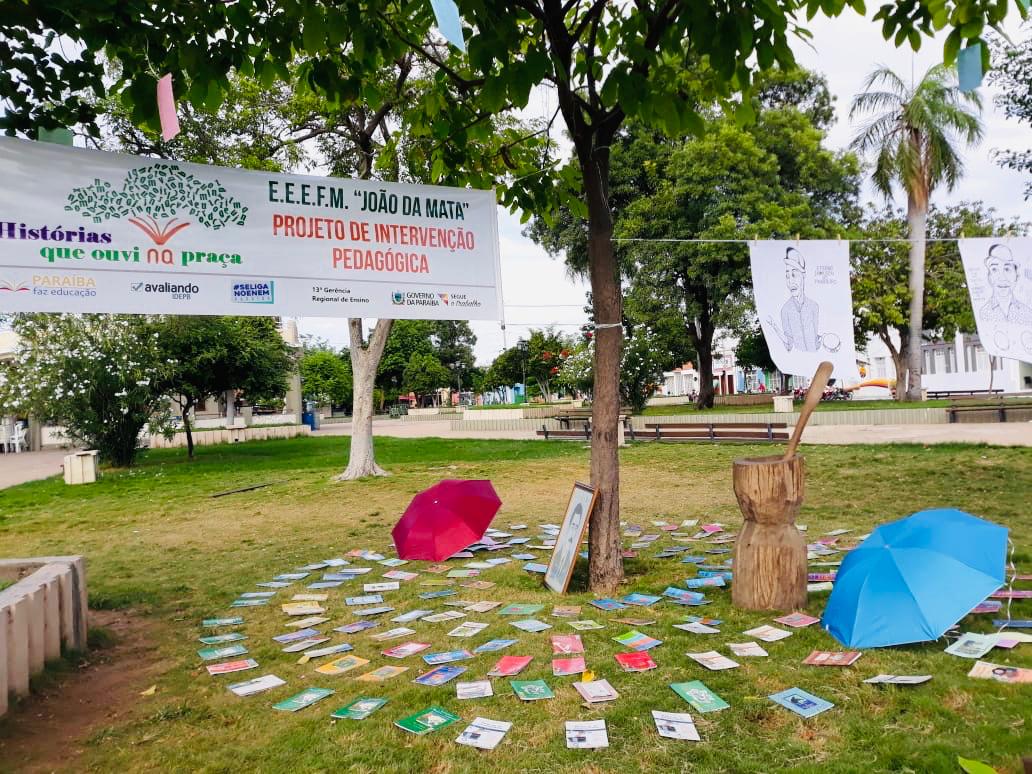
[392,479,502,561]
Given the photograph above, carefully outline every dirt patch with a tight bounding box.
[0,609,165,774]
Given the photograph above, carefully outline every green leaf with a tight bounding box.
[957,757,998,774]
[480,76,507,112]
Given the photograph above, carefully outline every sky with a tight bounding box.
[297,13,1032,366]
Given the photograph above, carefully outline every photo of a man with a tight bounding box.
[981,243,1032,325]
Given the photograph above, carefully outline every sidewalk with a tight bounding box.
[800,423,1032,446]
[0,450,68,490]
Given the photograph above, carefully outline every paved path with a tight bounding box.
[0,450,67,490]
[317,420,537,440]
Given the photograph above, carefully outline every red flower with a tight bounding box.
[550,366,560,375]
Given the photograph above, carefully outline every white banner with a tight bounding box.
[958,238,1032,361]
[749,240,860,380]
[0,137,502,319]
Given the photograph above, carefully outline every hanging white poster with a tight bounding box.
[749,240,860,380]
[0,137,502,319]
[958,238,1032,361]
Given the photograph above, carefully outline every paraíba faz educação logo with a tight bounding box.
[64,163,248,246]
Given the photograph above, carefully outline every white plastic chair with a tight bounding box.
[0,424,9,453]
[10,423,27,453]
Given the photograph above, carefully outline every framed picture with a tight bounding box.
[544,482,598,594]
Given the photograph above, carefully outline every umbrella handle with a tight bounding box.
[783,361,833,460]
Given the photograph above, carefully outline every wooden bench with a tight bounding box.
[537,424,593,441]
[947,401,1032,423]
[556,408,630,429]
[928,389,1003,399]
[638,422,789,443]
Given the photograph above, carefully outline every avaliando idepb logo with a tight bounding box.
[64,163,248,246]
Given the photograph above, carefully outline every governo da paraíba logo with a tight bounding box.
[64,163,248,246]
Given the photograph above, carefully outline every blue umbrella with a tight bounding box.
[821,508,1007,648]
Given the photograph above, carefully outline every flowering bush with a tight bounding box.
[555,326,664,412]
[0,314,173,466]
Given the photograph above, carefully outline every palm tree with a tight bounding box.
[850,65,982,401]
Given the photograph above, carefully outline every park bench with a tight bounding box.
[946,399,1032,423]
[537,423,593,441]
[556,407,630,429]
[638,422,789,443]
[928,389,1004,399]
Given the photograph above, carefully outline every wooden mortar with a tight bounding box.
[731,454,807,611]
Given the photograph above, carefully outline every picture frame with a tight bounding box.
[544,482,598,594]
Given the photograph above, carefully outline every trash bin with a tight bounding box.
[64,450,99,485]
[773,395,794,413]
[301,411,314,429]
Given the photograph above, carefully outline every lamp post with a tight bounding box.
[516,339,528,403]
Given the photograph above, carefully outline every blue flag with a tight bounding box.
[957,43,984,92]
[430,0,465,52]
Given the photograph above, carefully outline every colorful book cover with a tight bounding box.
[511,679,554,701]
[355,606,395,617]
[568,619,605,630]
[589,598,627,611]
[239,591,276,599]
[663,587,707,605]
[464,601,501,613]
[743,625,792,642]
[297,643,353,662]
[455,717,512,750]
[383,570,418,581]
[804,650,863,667]
[227,674,285,696]
[621,593,661,606]
[944,632,995,658]
[414,665,467,686]
[202,617,244,627]
[653,710,700,741]
[273,687,334,712]
[511,619,552,632]
[280,602,324,616]
[199,633,247,645]
[550,634,585,654]
[773,612,821,628]
[423,649,474,665]
[687,651,740,671]
[230,598,268,608]
[287,616,329,629]
[273,573,309,581]
[420,589,458,600]
[331,697,388,720]
[346,595,383,606]
[423,610,466,623]
[456,680,494,699]
[993,619,1032,628]
[282,637,330,653]
[488,655,532,677]
[613,617,658,627]
[673,622,720,634]
[729,642,769,657]
[573,679,618,703]
[522,563,548,573]
[499,603,544,616]
[424,564,450,574]
[565,719,608,749]
[613,630,662,651]
[292,593,328,602]
[357,665,409,682]
[969,600,1003,614]
[863,674,932,685]
[615,651,657,672]
[364,582,400,592]
[315,655,370,676]
[447,622,489,637]
[461,580,496,591]
[206,658,259,676]
[392,609,433,623]
[671,681,729,712]
[198,644,248,661]
[552,657,587,676]
[448,569,480,578]
[382,641,432,658]
[474,639,517,654]
[769,687,834,718]
[335,620,378,635]
[273,627,320,644]
[552,605,582,618]
[395,706,461,735]
[371,627,416,641]
[966,660,1032,683]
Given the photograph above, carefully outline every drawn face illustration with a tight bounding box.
[987,260,1018,290]
[785,266,804,294]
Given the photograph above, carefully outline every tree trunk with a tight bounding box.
[693,310,716,409]
[882,333,908,402]
[337,318,393,480]
[583,152,624,594]
[905,196,928,401]
[182,399,195,459]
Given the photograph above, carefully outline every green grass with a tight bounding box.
[0,436,1029,773]
[642,398,952,416]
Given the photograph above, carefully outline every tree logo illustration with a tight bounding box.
[64,163,248,245]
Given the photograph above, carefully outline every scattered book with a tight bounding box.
[769,688,833,718]
[257,581,290,589]
[687,651,740,670]
[199,633,246,645]
[448,622,489,637]
[613,630,662,651]
[395,706,461,735]
[590,598,627,611]
[202,617,244,627]
[331,697,388,720]
[227,674,285,696]
[461,580,496,591]
[552,657,587,676]
[685,576,725,589]
[371,627,415,642]
[282,637,330,653]
[653,710,700,741]
[464,601,501,613]
[474,639,518,654]
[364,582,400,592]
[280,602,324,616]
[206,658,258,676]
[499,603,543,616]
[287,616,329,629]
[273,628,320,644]
[966,660,1032,683]
[392,609,433,624]
[574,678,618,703]
[511,679,554,701]
[420,589,458,600]
[198,644,248,661]
[989,589,1032,599]
[863,674,932,685]
[773,612,820,628]
[357,666,409,682]
[455,717,512,750]
[346,595,383,606]
[297,643,353,663]
[808,582,834,592]
[292,593,328,602]
[673,622,719,634]
[415,665,467,686]
[488,656,533,677]
[424,564,450,574]
[424,649,474,665]
[969,601,1003,614]
[568,620,605,631]
[273,687,334,712]
[743,625,792,642]
[456,680,494,699]
[511,619,552,633]
[615,651,657,672]
[239,591,276,599]
[551,634,585,654]
[804,650,862,667]
[316,655,370,676]
[944,632,995,658]
[663,588,707,606]
[382,641,431,658]
[335,620,378,635]
[423,610,467,623]
[230,598,268,608]
[671,681,729,713]
[622,593,661,607]
[993,619,1032,629]
[729,642,768,657]
[448,569,480,578]
[613,617,657,627]
[565,720,608,749]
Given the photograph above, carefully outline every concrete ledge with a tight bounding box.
[148,424,311,449]
[0,555,88,715]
